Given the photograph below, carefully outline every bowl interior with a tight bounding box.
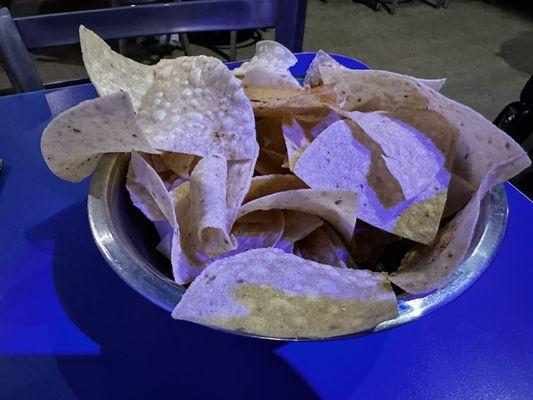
[88,152,508,340]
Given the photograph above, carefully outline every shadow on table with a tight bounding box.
[25,201,319,399]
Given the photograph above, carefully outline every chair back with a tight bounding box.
[0,0,307,92]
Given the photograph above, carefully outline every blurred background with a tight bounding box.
[1,0,531,193]
[0,0,531,118]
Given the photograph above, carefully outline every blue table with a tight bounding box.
[1,56,532,399]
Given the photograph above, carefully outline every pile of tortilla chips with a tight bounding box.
[41,27,530,338]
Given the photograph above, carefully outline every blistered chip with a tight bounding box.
[137,56,257,160]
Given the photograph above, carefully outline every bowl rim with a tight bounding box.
[87,51,508,341]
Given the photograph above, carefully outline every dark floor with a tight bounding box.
[2,0,533,121]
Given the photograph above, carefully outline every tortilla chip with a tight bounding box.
[255,148,287,175]
[384,107,458,170]
[153,220,173,240]
[179,154,236,260]
[222,210,285,258]
[244,174,308,203]
[79,26,154,110]
[172,248,398,338]
[256,117,286,154]
[280,210,324,243]
[167,154,258,250]
[41,92,158,182]
[226,153,258,230]
[282,109,340,170]
[321,223,357,268]
[320,67,429,112]
[233,41,297,74]
[127,152,201,284]
[238,189,358,242]
[304,50,445,92]
[293,119,449,244]
[128,152,177,226]
[298,227,347,268]
[294,119,404,208]
[169,180,190,205]
[443,173,475,218]
[233,40,301,90]
[245,87,304,106]
[161,152,196,179]
[345,111,445,199]
[320,66,530,189]
[156,231,173,259]
[166,175,187,192]
[392,184,448,243]
[126,155,165,222]
[250,85,338,117]
[149,154,169,173]
[137,56,257,160]
[389,157,526,294]
[416,78,446,92]
[304,50,345,88]
[255,153,287,175]
[171,229,203,285]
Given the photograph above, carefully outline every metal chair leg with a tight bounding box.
[390,0,398,14]
[118,38,128,55]
[229,30,237,61]
[179,32,192,56]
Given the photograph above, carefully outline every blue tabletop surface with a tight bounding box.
[0,54,532,400]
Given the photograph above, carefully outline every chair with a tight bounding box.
[0,0,307,92]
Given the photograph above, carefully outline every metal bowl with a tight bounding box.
[88,153,508,340]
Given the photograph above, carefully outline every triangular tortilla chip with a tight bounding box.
[280,210,324,243]
[233,40,301,90]
[443,173,475,218]
[172,248,398,338]
[222,210,285,259]
[297,227,347,268]
[128,152,177,226]
[238,189,358,242]
[244,174,308,203]
[389,157,526,294]
[160,152,196,179]
[41,92,158,182]
[293,119,449,244]
[321,223,357,268]
[304,50,345,88]
[126,154,165,222]
[79,25,154,110]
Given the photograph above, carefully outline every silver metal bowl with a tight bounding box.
[88,153,508,340]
